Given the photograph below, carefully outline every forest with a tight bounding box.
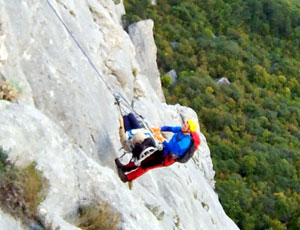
[124,1,300,229]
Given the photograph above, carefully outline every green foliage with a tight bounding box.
[0,147,8,173]
[0,155,49,228]
[125,0,300,229]
[161,73,173,88]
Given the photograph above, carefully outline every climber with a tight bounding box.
[115,119,200,183]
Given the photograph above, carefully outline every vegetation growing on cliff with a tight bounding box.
[0,147,50,229]
[0,80,19,102]
[70,202,120,230]
[124,1,300,229]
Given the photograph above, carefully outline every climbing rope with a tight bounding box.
[45,0,114,95]
[45,0,137,115]
[44,0,157,138]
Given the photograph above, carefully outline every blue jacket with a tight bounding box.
[161,126,191,156]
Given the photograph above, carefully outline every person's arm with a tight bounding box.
[119,117,131,152]
[160,126,182,133]
[163,133,192,156]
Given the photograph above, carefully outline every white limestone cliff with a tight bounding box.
[0,0,239,230]
[128,19,165,102]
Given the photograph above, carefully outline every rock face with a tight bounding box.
[128,19,165,102]
[0,1,239,230]
[215,77,231,85]
[167,69,178,85]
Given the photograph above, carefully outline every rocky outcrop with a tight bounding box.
[0,0,238,230]
[128,19,165,102]
[215,77,231,85]
[167,69,178,85]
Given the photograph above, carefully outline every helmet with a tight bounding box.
[187,119,197,132]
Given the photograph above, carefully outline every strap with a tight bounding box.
[133,146,158,166]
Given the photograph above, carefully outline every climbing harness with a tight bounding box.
[118,144,163,167]
[133,146,157,166]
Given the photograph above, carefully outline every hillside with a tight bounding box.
[124,0,300,229]
[0,0,238,230]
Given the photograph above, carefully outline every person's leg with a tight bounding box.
[123,161,138,172]
[115,159,138,172]
[125,161,166,181]
[123,115,131,131]
[125,150,165,181]
[118,117,132,152]
[140,150,165,169]
[128,113,142,129]
[115,159,138,183]
[126,167,146,181]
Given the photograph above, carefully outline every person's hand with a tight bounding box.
[151,127,160,133]
[154,133,164,142]
[169,153,178,160]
